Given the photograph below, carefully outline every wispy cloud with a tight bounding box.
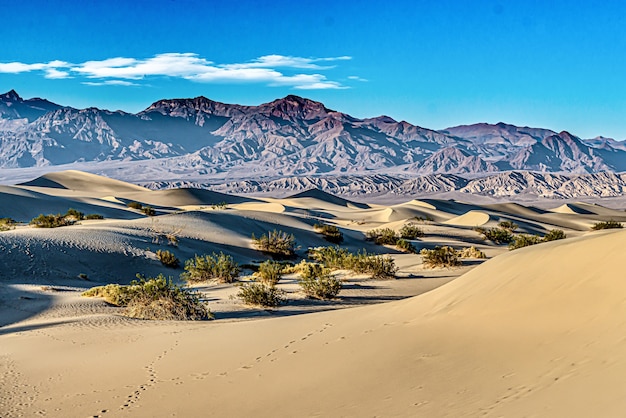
[0,53,354,90]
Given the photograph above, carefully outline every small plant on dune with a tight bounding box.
[508,234,543,250]
[30,213,72,228]
[591,220,623,230]
[412,215,434,223]
[181,252,241,283]
[353,254,398,279]
[298,262,342,300]
[156,249,180,268]
[399,223,424,239]
[457,246,486,259]
[0,217,16,231]
[142,206,156,216]
[65,208,85,221]
[365,228,399,245]
[211,201,227,210]
[85,214,104,220]
[497,220,518,232]
[543,229,566,242]
[127,201,143,210]
[474,227,514,244]
[420,246,461,268]
[257,260,284,286]
[396,238,417,253]
[313,223,344,244]
[83,274,211,320]
[236,282,285,307]
[252,229,297,257]
[308,246,398,279]
[308,246,353,269]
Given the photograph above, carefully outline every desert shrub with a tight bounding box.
[298,263,342,299]
[252,229,297,257]
[365,228,399,245]
[308,246,353,269]
[308,246,398,279]
[181,252,240,283]
[65,208,85,221]
[412,215,434,223]
[142,206,156,216]
[85,214,104,220]
[396,238,417,253]
[458,246,486,259]
[156,249,180,268]
[420,246,461,268]
[591,220,623,230]
[313,223,344,244]
[399,223,424,239]
[257,260,283,286]
[508,234,543,250]
[497,220,518,232]
[30,213,72,228]
[82,283,133,306]
[475,227,514,244]
[211,201,227,210]
[237,282,285,307]
[127,201,143,210]
[543,229,566,241]
[0,217,16,231]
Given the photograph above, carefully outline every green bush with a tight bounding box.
[308,246,353,269]
[156,249,180,268]
[543,229,566,241]
[85,214,104,220]
[252,229,297,257]
[420,246,461,268]
[142,206,156,216]
[313,223,344,244]
[457,246,486,259]
[257,260,283,286]
[399,223,424,239]
[65,208,85,221]
[591,220,623,230]
[509,234,543,250]
[30,213,72,228]
[298,263,342,300]
[308,246,398,279]
[237,282,285,307]
[211,202,227,210]
[365,228,399,245]
[82,274,211,320]
[396,238,417,253]
[181,252,240,283]
[127,201,143,210]
[0,217,16,232]
[475,227,514,244]
[497,220,518,232]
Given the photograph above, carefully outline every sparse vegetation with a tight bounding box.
[474,227,514,244]
[65,208,84,221]
[497,220,519,232]
[399,223,424,239]
[0,217,16,231]
[313,223,344,244]
[298,262,342,300]
[211,201,227,210]
[181,252,241,283]
[82,274,211,320]
[308,246,398,279]
[591,220,623,230]
[543,229,567,241]
[237,282,285,307]
[420,246,461,268]
[252,229,297,257]
[127,201,143,210]
[458,246,486,259]
[30,213,72,228]
[257,260,283,286]
[142,206,156,216]
[396,238,417,253]
[85,214,104,220]
[508,234,543,250]
[156,249,180,268]
[365,228,399,245]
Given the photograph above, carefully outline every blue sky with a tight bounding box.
[1,0,626,139]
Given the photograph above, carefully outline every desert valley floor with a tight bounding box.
[2,170,626,417]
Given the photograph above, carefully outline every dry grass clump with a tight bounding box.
[365,228,399,245]
[313,223,344,244]
[237,282,285,307]
[543,229,566,241]
[181,252,240,283]
[257,260,283,286]
[399,223,424,239]
[82,274,211,320]
[127,201,156,216]
[0,217,16,231]
[591,220,623,230]
[497,220,519,232]
[458,246,486,259]
[396,238,417,253]
[30,208,85,228]
[420,246,461,268]
[252,229,297,257]
[508,234,543,250]
[85,214,104,220]
[474,227,514,244]
[156,249,180,268]
[298,262,342,300]
[127,201,143,210]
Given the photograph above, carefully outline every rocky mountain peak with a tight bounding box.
[1,89,21,102]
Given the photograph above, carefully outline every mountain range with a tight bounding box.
[1,89,626,178]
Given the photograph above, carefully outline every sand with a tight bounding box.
[2,170,626,417]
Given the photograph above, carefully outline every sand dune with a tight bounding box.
[19,170,149,193]
[2,170,626,417]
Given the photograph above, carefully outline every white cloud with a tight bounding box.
[348,75,368,82]
[0,53,356,90]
